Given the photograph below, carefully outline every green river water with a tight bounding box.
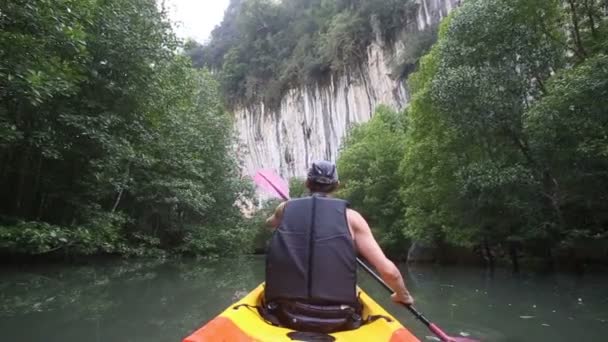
[1,256,606,341]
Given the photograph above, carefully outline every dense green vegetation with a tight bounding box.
[187,0,433,109]
[337,0,608,269]
[337,106,410,258]
[3,0,607,270]
[0,0,253,258]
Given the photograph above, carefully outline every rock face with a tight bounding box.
[235,0,460,180]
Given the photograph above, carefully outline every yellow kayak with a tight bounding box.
[182,283,420,342]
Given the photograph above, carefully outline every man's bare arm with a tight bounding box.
[266,201,286,229]
[348,209,414,305]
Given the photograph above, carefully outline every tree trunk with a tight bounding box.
[435,237,448,264]
[507,130,565,233]
[31,155,43,218]
[568,0,588,59]
[544,246,556,273]
[539,21,584,61]
[111,188,124,213]
[535,75,547,95]
[0,150,10,210]
[483,237,495,271]
[155,212,161,237]
[14,149,29,216]
[111,163,131,213]
[543,170,566,229]
[509,242,520,274]
[37,194,46,220]
[0,150,7,183]
[584,0,598,38]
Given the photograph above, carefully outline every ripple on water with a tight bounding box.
[1,259,608,342]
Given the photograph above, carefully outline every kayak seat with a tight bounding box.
[232,290,394,335]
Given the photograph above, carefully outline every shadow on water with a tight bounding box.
[1,256,607,342]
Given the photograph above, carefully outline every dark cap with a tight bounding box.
[307,160,339,184]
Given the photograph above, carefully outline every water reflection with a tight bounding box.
[0,257,606,342]
[359,264,608,342]
[0,257,263,342]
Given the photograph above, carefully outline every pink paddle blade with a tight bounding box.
[449,337,481,342]
[444,337,480,342]
[430,321,482,342]
[252,169,290,200]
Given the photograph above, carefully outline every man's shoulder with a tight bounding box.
[345,206,360,214]
[345,207,364,222]
[275,200,288,213]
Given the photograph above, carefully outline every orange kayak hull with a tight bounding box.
[183,283,420,342]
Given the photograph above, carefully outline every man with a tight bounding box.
[263,160,414,333]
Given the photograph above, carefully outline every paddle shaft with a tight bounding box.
[356,258,453,342]
[257,172,289,200]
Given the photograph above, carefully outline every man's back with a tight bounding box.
[261,160,413,333]
[265,195,358,306]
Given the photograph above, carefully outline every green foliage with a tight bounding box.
[188,0,426,109]
[409,0,567,250]
[0,0,253,257]
[411,0,608,253]
[399,37,466,246]
[6,0,607,265]
[318,11,368,72]
[526,53,608,243]
[289,178,308,198]
[339,0,608,265]
[0,213,129,256]
[244,199,281,253]
[337,106,410,257]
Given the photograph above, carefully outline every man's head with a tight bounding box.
[306,160,339,193]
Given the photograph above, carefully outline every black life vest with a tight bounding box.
[264,194,358,307]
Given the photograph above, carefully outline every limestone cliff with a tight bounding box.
[235,0,460,180]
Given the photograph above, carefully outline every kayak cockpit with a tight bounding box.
[182,283,420,342]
